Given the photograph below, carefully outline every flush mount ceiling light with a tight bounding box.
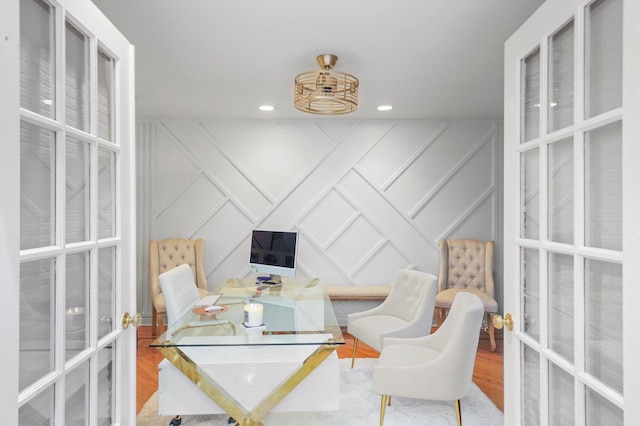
[294,54,359,115]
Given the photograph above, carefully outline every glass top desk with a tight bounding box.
[150,277,344,426]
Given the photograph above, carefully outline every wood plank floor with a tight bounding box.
[137,326,503,414]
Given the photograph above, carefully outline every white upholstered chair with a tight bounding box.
[373,292,484,426]
[158,263,201,327]
[435,239,499,351]
[347,270,437,368]
[149,238,209,335]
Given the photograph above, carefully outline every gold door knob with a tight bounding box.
[122,312,141,329]
[493,312,514,331]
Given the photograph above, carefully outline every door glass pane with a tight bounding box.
[97,346,114,426]
[549,252,574,362]
[97,49,115,142]
[521,148,540,239]
[65,361,89,426]
[66,252,90,361]
[66,136,90,243]
[522,344,540,426]
[98,148,116,239]
[521,47,540,143]
[586,388,623,426]
[20,0,55,118]
[20,121,56,250]
[65,21,90,132]
[548,20,574,132]
[19,385,54,424]
[98,247,115,339]
[585,121,622,251]
[585,0,622,118]
[585,259,622,394]
[522,248,540,340]
[548,138,574,244]
[20,258,55,391]
[549,364,574,425]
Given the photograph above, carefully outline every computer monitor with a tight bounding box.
[249,230,298,279]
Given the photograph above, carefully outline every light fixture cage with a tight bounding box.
[294,54,359,115]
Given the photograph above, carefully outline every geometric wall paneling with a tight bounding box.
[152,123,203,215]
[163,121,272,220]
[137,119,501,322]
[199,121,314,202]
[336,170,430,269]
[152,173,227,240]
[356,121,450,190]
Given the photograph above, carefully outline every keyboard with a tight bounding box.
[196,294,221,306]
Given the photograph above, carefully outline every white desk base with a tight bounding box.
[158,346,339,416]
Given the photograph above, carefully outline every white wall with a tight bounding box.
[136,119,502,322]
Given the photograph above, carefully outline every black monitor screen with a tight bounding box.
[250,230,297,268]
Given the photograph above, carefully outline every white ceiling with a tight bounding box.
[91,0,543,120]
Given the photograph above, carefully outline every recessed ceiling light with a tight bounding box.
[42,99,53,105]
[259,105,275,111]
[377,105,393,111]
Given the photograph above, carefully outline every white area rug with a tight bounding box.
[138,358,502,425]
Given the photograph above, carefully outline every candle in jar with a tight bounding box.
[244,303,263,326]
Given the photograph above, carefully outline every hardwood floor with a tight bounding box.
[136,326,503,414]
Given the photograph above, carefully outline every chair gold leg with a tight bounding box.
[379,395,388,426]
[152,305,157,336]
[454,399,462,426]
[488,313,496,352]
[351,337,359,368]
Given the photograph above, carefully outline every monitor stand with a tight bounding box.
[263,274,281,285]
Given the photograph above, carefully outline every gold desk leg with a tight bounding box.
[156,343,338,426]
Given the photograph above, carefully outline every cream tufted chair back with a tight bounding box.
[435,239,499,351]
[439,239,494,296]
[149,238,209,335]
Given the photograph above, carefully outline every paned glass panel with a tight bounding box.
[66,252,90,361]
[98,148,116,239]
[522,248,540,340]
[20,0,55,118]
[522,344,540,426]
[521,47,540,143]
[65,362,89,426]
[19,385,54,424]
[521,148,540,239]
[548,20,574,132]
[585,0,622,118]
[65,21,90,132]
[586,388,623,426]
[585,259,622,393]
[66,136,90,243]
[97,49,115,142]
[548,138,574,243]
[98,247,115,339]
[549,252,574,362]
[20,258,55,391]
[97,346,114,426]
[20,121,55,250]
[585,121,622,251]
[549,364,574,425]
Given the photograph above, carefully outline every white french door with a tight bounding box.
[503,0,640,425]
[0,0,136,424]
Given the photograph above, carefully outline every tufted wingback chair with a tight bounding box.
[435,239,499,351]
[149,238,209,335]
[347,270,437,368]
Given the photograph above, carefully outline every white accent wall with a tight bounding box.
[137,119,502,323]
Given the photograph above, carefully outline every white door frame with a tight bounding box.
[503,0,640,424]
[0,0,136,423]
